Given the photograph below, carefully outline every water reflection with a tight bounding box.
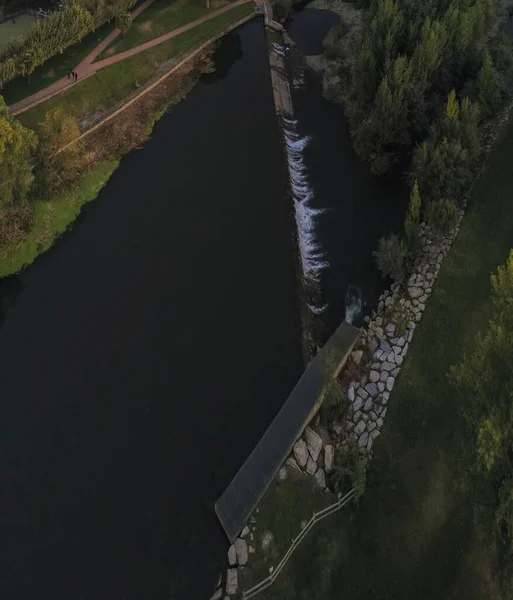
[201,30,244,84]
[0,275,25,330]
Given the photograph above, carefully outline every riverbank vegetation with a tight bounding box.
[0,44,210,277]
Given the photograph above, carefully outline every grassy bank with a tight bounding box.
[98,0,235,58]
[244,115,513,600]
[17,3,253,130]
[0,160,119,278]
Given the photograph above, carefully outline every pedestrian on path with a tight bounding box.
[75,72,78,81]
[67,71,71,79]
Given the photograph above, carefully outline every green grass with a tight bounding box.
[0,160,119,278]
[1,20,116,106]
[97,0,234,59]
[240,468,335,592]
[0,14,35,47]
[17,3,253,130]
[252,116,513,600]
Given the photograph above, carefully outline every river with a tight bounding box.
[0,19,302,600]
[0,9,405,600]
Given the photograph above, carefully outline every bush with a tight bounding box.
[115,10,132,33]
[373,233,408,282]
[424,198,459,238]
[332,440,367,498]
[274,0,292,23]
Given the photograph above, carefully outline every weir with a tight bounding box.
[215,319,360,542]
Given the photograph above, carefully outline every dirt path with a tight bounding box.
[8,0,253,116]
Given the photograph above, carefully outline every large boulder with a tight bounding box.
[226,569,238,596]
[324,444,334,473]
[305,426,323,462]
[234,538,248,566]
[293,439,308,468]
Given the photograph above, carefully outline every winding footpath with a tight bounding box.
[8,0,253,116]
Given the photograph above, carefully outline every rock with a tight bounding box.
[386,376,395,392]
[415,311,422,322]
[278,466,287,481]
[305,427,323,462]
[395,354,404,366]
[293,439,308,468]
[347,386,355,402]
[409,286,423,299]
[377,417,384,428]
[235,538,248,566]
[353,410,362,423]
[387,351,396,364]
[357,387,369,400]
[380,340,392,355]
[381,361,395,372]
[286,457,300,471]
[378,381,385,392]
[375,316,383,327]
[382,391,390,402]
[382,407,387,418]
[332,421,343,436]
[228,545,236,566]
[240,526,250,539]
[418,303,426,312]
[355,420,366,435]
[358,432,369,448]
[324,444,334,473]
[306,457,318,475]
[226,569,238,596]
[314,468,326,489]
[396,337,405,347]
[261,531,273,551]
[210,589,223,600]
[368,421,376,431]
[345,420,355,432]
[374,349,383,360]
[367,436,374,451]
[402,342,409,356]
[351,350,363,365]
[375,326,384,338]
[370,411,377,421]
[369,370,380,383]
[365,382,379,397]
[370,429,380,439]
[248,545,255,554]
[364,397,373,412]
[353,397,363,412]
[385,323,395,335]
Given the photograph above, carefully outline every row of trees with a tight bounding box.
[0,0,136,85]
[0,96,83,247]
[344,0,513,175]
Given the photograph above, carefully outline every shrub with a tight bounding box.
[323,22,348,59]
[424,198,459,238]
[332,440,367,498]
[405,180,421,249]
[373,233,408,282]
[274,0,292,23]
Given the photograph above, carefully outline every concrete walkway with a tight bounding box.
[8,0,252,116]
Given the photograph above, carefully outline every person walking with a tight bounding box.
[67,71,71,79]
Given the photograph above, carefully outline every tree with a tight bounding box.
[451,251,513,556]
[477,50,502,117]
[405,180,421,246]
[36,108,83,193]
[0,96,38,209]
[115,10,131,33]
